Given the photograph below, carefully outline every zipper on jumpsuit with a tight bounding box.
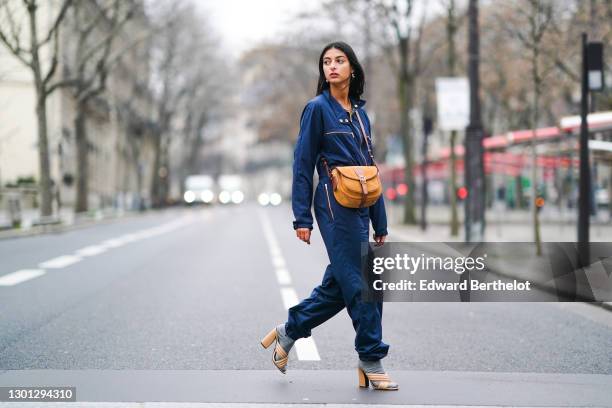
[352,113,369,166]
[324,131,353,136]
[323,183,334,220]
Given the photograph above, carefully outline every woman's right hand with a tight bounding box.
[296,228,311,245]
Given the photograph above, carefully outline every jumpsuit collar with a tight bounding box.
[322,89,366,119]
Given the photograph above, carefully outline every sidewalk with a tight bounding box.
[386,202,612,227]
[1,369,610,407]
[0,207,179,241]
[388,218,612,312]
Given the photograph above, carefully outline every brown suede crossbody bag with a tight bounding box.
[322,110,382,209]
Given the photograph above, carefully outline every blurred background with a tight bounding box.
[0,0,611,238]
[0,2,611,403]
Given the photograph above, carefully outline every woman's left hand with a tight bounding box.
[373,234,386,246]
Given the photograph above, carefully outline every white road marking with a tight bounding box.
[260,212,293,286]
[6,215,194,287]
[118,233,139,243]
[259,210,320,362]
[0,269,46,286]
[271,255,286,269]
[275,268,291,286]
[295,338,321,361]
[279,287,321,360]
[101,238,125,248]
[280,287,299,309]
[38,255,82,269]
[75,245,107,257]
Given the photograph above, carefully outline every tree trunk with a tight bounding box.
[446,0,459,236]
[532,49,542,256]
[75,103,89,213]
[398,35,416,225]
[35,97,53,217]
[401,85,416,225]
[29,3,53,217]
[450,130,459,235]
[151,130,162,208]
[464,0,486,242]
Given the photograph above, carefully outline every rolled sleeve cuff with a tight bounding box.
[293,221,313,230]
[374,228,388,237]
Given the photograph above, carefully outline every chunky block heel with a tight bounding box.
[260,326,289,374]
[260,328,277,349]
[357,367,369,388]
[357,367,399,391]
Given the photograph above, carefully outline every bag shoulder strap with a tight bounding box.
[355,110,378,168]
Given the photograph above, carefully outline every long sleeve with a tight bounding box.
[292,101,323,230]
[363,111,388,237]
[369,195,388,237]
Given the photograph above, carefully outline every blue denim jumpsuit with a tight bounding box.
[286,88,389,361]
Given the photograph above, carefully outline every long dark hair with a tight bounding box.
[316,41,365,101]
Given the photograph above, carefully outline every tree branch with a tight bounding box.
[42,26,59,86]
[39,0,74,47]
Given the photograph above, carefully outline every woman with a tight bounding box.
[260,41,398,391]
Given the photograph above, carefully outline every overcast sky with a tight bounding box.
[200,0,322,58]
[198,1,455,59]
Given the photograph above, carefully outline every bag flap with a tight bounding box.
[334,166,379,181]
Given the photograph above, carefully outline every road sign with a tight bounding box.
[436,77,470,131]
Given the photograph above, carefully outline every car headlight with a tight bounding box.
[231,190,244,204]
[219,191,230,204]
[184,191,195,203]
[270,193,282,206]
[258,193,270,206]
[201,190,214,203]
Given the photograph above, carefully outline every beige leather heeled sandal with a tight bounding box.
[357,367,399,391]
[260,327,289,374]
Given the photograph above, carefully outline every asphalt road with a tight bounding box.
[0,203,611,406]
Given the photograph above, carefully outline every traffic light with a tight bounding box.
[535,196,545,212]
[457,186,468,200]
[396,183,408,196]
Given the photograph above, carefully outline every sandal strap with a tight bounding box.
[373,381,392,389]
[366,373,390,382]
[274,343,287,358]
[273,354,288,367]
[273,342,289,368]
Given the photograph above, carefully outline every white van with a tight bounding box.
[184,175,216,204]
[217,174,244,204]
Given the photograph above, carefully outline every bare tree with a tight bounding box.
[61,0,140,212]
[442,0,461,236]
[0,0,74,217]
[496,0,557,255]
[148,1,213,207]
[374,0,427,225]
[176,15,231,188]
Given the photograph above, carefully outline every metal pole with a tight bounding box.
[420,120,430,231]
[578,32,590,268]
[464,0,485,242]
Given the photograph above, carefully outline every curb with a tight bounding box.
[0,207,181,241]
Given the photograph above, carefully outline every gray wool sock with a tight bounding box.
[276,323,295,354]
[359,359,398,388]
[359,359,384,373]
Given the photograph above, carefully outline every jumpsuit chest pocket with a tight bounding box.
[324,128,354,138]
[324,117,354,138]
